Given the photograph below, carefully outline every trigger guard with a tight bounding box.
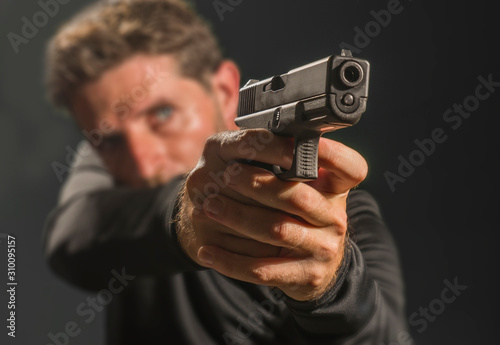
[272,165,286,176]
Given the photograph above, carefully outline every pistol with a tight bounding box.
[235,49,370,181]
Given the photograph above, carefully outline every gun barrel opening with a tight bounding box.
[340,61,364,88]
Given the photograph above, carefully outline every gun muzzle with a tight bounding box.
[339,61,364,88]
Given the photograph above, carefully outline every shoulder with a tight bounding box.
[58,140,114,205]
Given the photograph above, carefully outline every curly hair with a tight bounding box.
[45,0,223,111]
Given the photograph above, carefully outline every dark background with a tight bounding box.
[1,0,498,344]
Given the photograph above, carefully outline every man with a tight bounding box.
[43,0,410,344]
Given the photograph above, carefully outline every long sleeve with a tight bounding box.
[282,189,409,344]
[42,141,410,344]
[42,141,200,292]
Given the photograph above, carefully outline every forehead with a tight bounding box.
[71,53,212,132]
[77,54,179,109]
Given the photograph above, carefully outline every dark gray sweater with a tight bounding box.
[42,141,409,345]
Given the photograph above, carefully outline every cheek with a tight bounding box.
[175,127,215,166]
[163,92,221,168]
[170,120,217,168]
[184,97,218,132]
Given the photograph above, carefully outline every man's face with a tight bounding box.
[72,54,236,188]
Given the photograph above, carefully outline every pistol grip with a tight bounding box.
[275,135,320,181]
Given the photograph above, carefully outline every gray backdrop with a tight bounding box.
[1,0,498,344]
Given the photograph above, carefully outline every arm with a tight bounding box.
[282,189,409,344]
[42,141,201,292]
[177,130,409,343]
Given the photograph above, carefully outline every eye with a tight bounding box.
[154,106,174,123]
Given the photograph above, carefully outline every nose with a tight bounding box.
[124,124,166,186]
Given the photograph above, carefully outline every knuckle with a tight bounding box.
[269,220,311,248]
[221,130,243,146]
[223,129,252,149]
[287,189,331,223]
[292,226,310,247]
[287,188,315,212]
[333,208,348,233]
[324,206,347,233]
[237,129,254,141]
[304,267,326,289]
[204,134,223,154]
[269,219,291,242]
[316,238,342,261]
[251,266,272,284]
[250,173,267,191]
[205,131,244,155]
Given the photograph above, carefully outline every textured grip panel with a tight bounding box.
[296,138,318,178]
[277,135,320,181]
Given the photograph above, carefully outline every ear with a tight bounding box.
[210,60,240,130]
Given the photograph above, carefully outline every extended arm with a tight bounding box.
[42,142,199,291]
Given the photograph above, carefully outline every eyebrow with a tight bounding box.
[135,96,174,116]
